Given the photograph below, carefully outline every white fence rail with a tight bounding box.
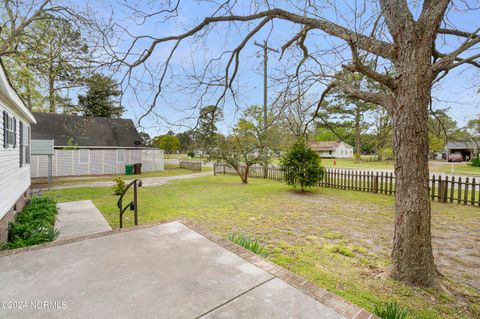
[31,149,164,178]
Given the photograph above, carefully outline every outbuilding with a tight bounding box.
[444,141,478,162]
[30,112,164,178]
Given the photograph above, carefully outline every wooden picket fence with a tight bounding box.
[179,160,202,171]
[213,163,480,206]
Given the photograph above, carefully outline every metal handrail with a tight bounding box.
[117,179,142,228]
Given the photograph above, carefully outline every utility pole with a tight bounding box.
[254,41,278,178]
[254,41,279,130]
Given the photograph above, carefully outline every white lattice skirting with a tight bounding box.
[30,149,164,178]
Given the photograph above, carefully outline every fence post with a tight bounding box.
[464,177,469,205]
[450,176,455,203]
[438,176,443,202]
[373,172,379,194]
[443,176,449,203]
[457,177,462,204]
[471,177,476,206]
[431,175,436,200]
[213,163,217,176]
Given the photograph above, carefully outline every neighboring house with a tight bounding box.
[309,141,354,158]
[30,113,164,178]
[0,61,36,242]
[444,141,478,162]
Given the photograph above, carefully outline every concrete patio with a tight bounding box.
[0,221,372,319]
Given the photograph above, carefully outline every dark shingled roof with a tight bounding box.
[31,112,143,147]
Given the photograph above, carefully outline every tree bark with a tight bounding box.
[48,72,56,113]
[242,165,249,184]
[391,38,437,287]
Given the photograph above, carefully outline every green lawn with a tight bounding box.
[321,157,394,169]
[48,176,480,319]
[429,162,480,176]
[165,153,208,161]
[32,165,209,187]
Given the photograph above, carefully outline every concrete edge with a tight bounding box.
[0,218,378,319]
[179,219,379,319]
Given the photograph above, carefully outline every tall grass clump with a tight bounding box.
[6,196,59,249]
[227,232,268,257]
[374,301,409,319]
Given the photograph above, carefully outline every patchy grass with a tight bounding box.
[48,176,480,319]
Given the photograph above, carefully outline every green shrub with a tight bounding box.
[113,177,126,195]
[280,139,324,192]
[374,301,409,319]
[470,157,480,167]
[187,151,195,158]
[6,196,58,249]
[227,232,268,257]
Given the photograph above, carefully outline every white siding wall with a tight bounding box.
[0,100,31,220]
[318,151,334,158]
[332,142,354,158]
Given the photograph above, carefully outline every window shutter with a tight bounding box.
[26,127,30,164]
[3,111,7,148]
[13,118,16,148]
[19,122,23,167]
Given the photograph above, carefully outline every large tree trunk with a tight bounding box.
[391,41,437,287]
[242,165,249,184]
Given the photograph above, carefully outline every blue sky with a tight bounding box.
[84,0,480,137]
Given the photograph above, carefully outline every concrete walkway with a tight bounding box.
[0,222,353,319]
[43,172,212,190]
[56,200,112,240]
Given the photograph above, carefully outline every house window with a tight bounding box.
[26,127,30,164]
[117,149,125,162]
[79,149,90,163]
[3,111,16,148]
[19,122,23,166]
[19,122,30,167]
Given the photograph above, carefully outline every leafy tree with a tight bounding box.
[2,13,90,112]
[211,107,269,183]
[32,16,89,113]
[280,139,324,192]
[212,134,262,184]
[329,72,377,161]
[2,55,44,110]
[176,131,194,153]
[237,105,283,166]
[194,105,223,155]
[153,135,180,154]
[428,109,459,151]
[139,132,152,147]
[78,74,124,118]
